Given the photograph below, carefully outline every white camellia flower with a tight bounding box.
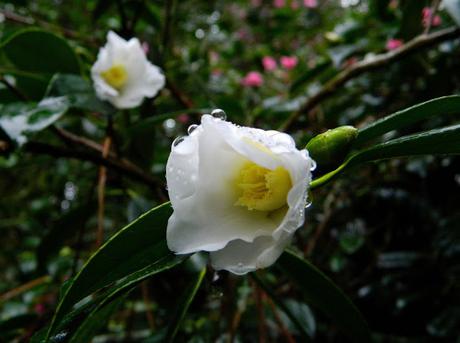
[91,31,165,109]
[166,111,314,275]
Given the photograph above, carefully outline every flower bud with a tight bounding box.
[306,126,358,167]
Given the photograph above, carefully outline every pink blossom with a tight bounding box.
[177,113,190,124]
[386,38,403,51]
[280,56,298,69]
[262,56,277,71]
[422,7,442,28]
[291,0,300,9]
[304,0,317,8]
[142,42,149,54]
[273,0,285,8]
[242,71,264,87]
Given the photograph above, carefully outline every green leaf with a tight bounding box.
[47,202,181,338]
[0,97,69,145]
[45,74,113,114]
[277,251,371,343]
[444,0,460,27]
[69,296,125,343]
[1,28,80,75]
[165,267,206,343]
[311,124,460,189]
[251,273,313,340]
[354,95,460,146]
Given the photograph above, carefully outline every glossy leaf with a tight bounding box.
[69,296,125,343]
[1,28,80,75]
[165,267,207,342]
[311,124,460,189]
[47,202,179,338]
[277,251,371,342]
[354,95,460,146]
[0,97,69,145]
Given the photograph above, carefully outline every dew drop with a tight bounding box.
[172,136,185,149]
[237,262,244,268]
[310,160,317,171]
[211,108,227,120]
[187,124,198,135]
[305,200,312,208]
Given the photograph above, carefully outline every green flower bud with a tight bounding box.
[306,126,358,167]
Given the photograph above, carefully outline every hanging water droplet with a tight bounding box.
[212,272,220,282]
[172,136,185,149]
[211,108,226,120]
[187,124,198,135]
[310,160,317,171]
[305,200,312,208]
[237,262,244,268]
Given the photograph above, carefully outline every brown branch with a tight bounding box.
[166,78,195,109]
[96,135,111,248]
[267,297,296,343]
[279,26,460,132]
[255,285,267,343]
[141,281,156,330]
[22,141,162,189]
[0,9,98,45]
[0,276,50,303]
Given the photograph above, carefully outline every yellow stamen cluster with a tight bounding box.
[235,162,292,212]
[100,64,128,89]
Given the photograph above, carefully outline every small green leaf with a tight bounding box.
[47,202,180,338]
[312,124,460,189]
[164,267,206,343]
[1,28,80,75]
[45,74,113,114]
[354,95,460,147]
[0,97,69,145]
[277,251,371,343]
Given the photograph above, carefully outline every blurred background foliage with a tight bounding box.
[0,0,460,342]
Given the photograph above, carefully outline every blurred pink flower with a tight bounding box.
[177,113,190,124]
[280,56,298,69]
[242,71,264,87]
[422,7,442,28]
[273,0,285,8]
[304,0,317,8]
[386,38,403,51]
[251,0,262,6]
[262,56,277,71]
[291,0,300,9]
[35,303,46,315]
[142,42,149,54]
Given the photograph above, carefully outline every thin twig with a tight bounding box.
[279,26,460,132]
[162,0,176,60]
[0,75,28,101]
[21,141,162,188]
[0,276,50,303]
[424,0,442,34]
[96,135,111,248]
[254,282,267,343]
[267,297,296,343]
[141,281,156,330]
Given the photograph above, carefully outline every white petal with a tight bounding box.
[166,117,282,254]
[210,231,293,275]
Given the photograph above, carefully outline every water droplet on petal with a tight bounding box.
[187,124,198,135]
[172,136,185,149]
[310,160,317,171]
[305,200,312,208]
[211,108,226,120]
[237,262,244,268]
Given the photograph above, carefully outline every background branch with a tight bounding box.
[280,26,460,132]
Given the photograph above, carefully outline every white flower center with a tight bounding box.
[234,161,292,212]
[100,64,128,89]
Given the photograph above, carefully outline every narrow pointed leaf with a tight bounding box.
[355,95,460,146]
[312,124,460,189]
[277,251,371,342]
[47,202,177,338]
